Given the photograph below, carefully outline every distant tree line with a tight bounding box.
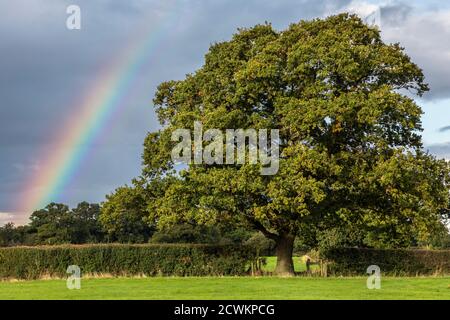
[0,200,257,247]
[0,202,103,246]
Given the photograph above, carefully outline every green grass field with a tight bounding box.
[1,277,449,300]
[0,257,448,300]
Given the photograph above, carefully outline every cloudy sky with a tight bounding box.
[1,0,450,225]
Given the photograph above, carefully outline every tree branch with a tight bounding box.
[246,216,279,241]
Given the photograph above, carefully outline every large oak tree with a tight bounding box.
[142,14,449,275]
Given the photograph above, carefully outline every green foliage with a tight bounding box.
[420,222,450,249]
[150,224,255,246]
[29,203,73,244]
[0,223,23,246]
[316,227,365,252]
[322,248,450,276]
[100,185,153,243]
[25,202,104,245]
[70,202,104,244]
[244,232,276,256]
[222,227,254,244]
[150,224,221,244]
[0,244,256,280]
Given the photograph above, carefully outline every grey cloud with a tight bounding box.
[424,142,450,159]
[380,3,413,27]
[438,125,450,132]
[381,5,450,100]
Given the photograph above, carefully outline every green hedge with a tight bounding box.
[322,248,450,276]
[0,244,257,279]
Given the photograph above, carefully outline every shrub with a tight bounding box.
[150,224,221,244]
[244,232,276,256]
[0,244,256,280]
[322,247,450,276]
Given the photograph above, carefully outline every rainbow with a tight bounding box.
[17,3,182,218]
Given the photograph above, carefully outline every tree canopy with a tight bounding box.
[139,14,450,275]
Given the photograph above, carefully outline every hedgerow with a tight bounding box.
[322,247,450,276]
[0,244,256,279]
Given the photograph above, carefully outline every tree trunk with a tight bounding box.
[274,233,295,276]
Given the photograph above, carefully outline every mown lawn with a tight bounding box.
[0,276,449,300]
